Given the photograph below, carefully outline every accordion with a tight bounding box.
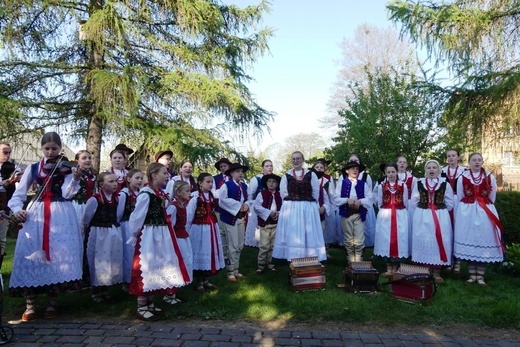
[289,257,326,292]
[343,261,379,293]
[387,264,436,304]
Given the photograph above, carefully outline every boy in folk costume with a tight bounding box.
[334,161,373,263]
[245,159,274,248]
[218,163,249,282]
[348,154,377,249]
[212,158,233,260]
[253,174,282,273]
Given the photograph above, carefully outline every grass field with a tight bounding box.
[1,240,519,328]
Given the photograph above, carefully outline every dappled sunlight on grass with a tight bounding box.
[1,240,519,329]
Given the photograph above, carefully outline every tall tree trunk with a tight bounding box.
[86,113,103,172]
[85,0,104,172]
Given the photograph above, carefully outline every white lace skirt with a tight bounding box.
[190,223,225,271]
[454,202,503,263]
[374,208,409,258]
[412,207,452,266]
[9,201,83,289]
[87,225,124,286]
[272,201,326,261]
[133,225,192,292]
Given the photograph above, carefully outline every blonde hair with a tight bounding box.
[172,180,189,198]
[423,159,441,177]
[146,162,165,182]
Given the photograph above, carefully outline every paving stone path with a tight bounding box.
[4,320,520,346]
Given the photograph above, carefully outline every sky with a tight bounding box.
[233,1,396,151]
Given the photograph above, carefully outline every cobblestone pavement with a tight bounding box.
[3,320,520,347]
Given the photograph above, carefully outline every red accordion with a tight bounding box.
[387,264,437,304]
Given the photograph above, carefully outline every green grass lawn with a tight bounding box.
[2,240,519,328]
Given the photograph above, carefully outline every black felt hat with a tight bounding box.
[260,174,281,188]
[224,163,249,176]
[341,161,366,176]
[214,157,233,170]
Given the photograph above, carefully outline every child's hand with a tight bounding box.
[14,210,27,222]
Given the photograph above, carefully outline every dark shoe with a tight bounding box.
[203,282,218,291]
[136,307,160,321]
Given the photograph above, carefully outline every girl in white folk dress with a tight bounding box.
[168,160,197,194]
[454,153,504,286]
[272,151,326,262]
[411,160,454,283]
[82,172,124,302]
[127,163,192,321]
[71,150,96,222]
[8,132,83,321]
[441,149,466,273]
[396,155,417,254]
[374,163,409,277]
[106,148,129,194]
[71,150,97,289]
[118,169,143,286]
[187,173,225,292]
[164,180,193,303]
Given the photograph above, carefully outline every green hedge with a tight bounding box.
[496,191,520,245]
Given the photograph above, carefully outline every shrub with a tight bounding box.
[501,243,520,277]
[496,191,520,245]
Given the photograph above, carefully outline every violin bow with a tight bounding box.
[25,153,67,213]
[7,144,31,182]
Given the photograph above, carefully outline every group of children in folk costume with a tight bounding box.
[370,153,503,285]
[5,132,505,322]
[293,150,504,286]
[6,133,226,322]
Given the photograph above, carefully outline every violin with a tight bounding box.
[42,156,77,176]
[7,168,24,185]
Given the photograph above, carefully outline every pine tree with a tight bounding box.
[388,0,520,147]
[0,0,274,170]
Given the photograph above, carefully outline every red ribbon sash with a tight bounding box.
[476,196,506,253]
[388,190,399,258]
[165,212,190,283]
[42,177,52,261]
[209,222,219,274]
[429,203,448,262]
